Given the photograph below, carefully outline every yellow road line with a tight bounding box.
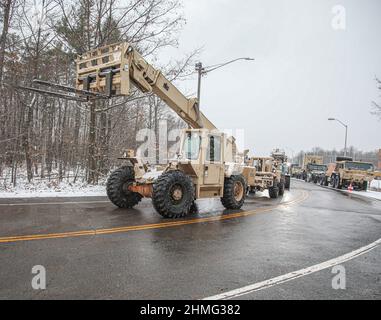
[0,191,309,244]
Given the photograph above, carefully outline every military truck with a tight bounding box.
[329,157,375,191]
[244,157,283,199]
[302,155,324,182]
[290,164,303,179]
[271,149,291,190]
[305,163,328,184]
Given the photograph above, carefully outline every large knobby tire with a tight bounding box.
[278,181,285,196]
[337,177,344,189]
[362,181,368,191]
[269,180,279,199]
[335,176,342,189]
[221,175,246,210]
[330,175,336,188]
[107,166,143,209]
[285,176,291,190]
[152,171,195,219]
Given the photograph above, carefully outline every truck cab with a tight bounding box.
[305,163,328,184]
[330,158,375,191]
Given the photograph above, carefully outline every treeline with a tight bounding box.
[294,147,379,167]
[0,0,194,186]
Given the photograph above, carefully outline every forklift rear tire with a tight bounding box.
[269,183,279,199]
[278,181,285,196]
[221,175,246,210]
[152,171,195,219]
[107,166,143,209]
[285,176,291,190]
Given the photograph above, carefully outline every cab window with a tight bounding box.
[206,135,222,162]
[183,133,201,160]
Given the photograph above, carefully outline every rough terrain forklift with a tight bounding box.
[18,42,262,218]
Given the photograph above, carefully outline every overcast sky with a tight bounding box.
[165,0,381,157]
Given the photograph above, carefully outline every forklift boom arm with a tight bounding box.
[76,42,217,131]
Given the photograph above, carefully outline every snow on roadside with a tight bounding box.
[0,166,109,198]
[370,179,381,191]
[0,181,107,198]
[344,179,381,201]
[348,190,381,201]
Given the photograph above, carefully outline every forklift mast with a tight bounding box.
[76,42,217,131]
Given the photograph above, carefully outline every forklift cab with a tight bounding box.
[180,129,225,186]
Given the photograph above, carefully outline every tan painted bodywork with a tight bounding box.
[303,155,324,170]
[76,42,255,200]
[325,163,337,178]
[328,161,375,189]
[77,42,216,131]
[291,166,303,176]
[244,157,278,192]
[374,171,381,179]
[334,162,374,184]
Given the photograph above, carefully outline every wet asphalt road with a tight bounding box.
[0,180,380,300]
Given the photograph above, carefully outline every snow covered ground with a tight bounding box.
[290,178,381,202]
[370,179,381,191]
[0,166,167,199]
[0,181,107,198]
[339,180,381,201]
[0,167,107,198]
[347,189,381,201]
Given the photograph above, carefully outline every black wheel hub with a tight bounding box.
[170,184,184,205]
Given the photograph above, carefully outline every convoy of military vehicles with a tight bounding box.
[21,42,300,219]
[296,155,376,191]
[32,42,297,219]
[21,41,378,219]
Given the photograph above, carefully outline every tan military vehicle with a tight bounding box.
[291,164,303,179]
[21,42,258,219]
[329,157,375,191]
[271,149,291,190]
[303,155,324,168]
[302,155,325,182]
[244,156,284,199]
[321,163,337,186]
[72,42,260,218]
[305,163,328,184]
[374,171,381,179]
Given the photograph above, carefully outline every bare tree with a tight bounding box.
[0,0,200,189]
